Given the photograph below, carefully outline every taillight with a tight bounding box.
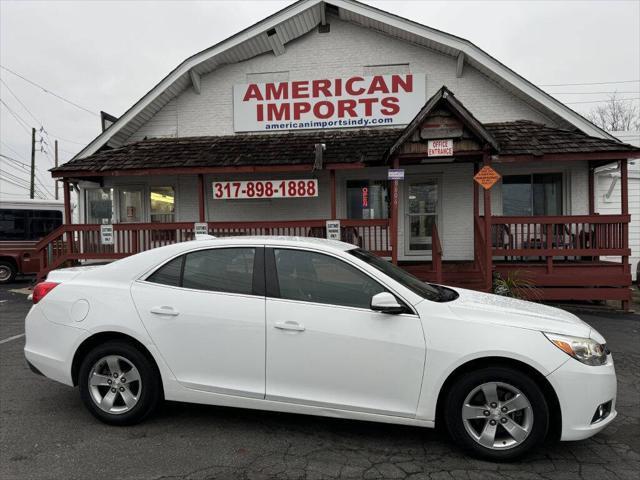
[32,282,59,304]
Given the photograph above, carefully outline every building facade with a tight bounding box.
[41,0,639,307]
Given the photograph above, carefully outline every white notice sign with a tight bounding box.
[194,223,208,236]
[100,224,114,245]
[326,220,341,240]
[427,139,454,157]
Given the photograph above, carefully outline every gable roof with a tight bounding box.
[386,86,499,159]
[74,0,617,160]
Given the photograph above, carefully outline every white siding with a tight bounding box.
[125,17,558,142]
[595,160,640,281]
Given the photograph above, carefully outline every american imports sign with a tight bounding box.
[233,74,425,132]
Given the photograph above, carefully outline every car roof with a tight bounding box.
[192,235,356,252]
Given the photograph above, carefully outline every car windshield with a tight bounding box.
[348,248,459,303]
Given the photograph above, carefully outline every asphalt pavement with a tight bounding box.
[1,277,639,480]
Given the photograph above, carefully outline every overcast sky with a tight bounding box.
[1,0,639,200]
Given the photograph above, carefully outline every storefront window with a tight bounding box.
[502,173,562,216]
[346,180,389,219]
[118,187,144,223]
[86,188,114,224]
[150,186,175,223]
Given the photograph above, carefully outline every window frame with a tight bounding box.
[139,246,265,298]
[501,172,565,216]
[265,246,415,314]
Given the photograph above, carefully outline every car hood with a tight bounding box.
[446,287,592,338]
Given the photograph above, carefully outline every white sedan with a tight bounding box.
[24,236,616,460]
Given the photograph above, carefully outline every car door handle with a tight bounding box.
[274,321,305,332]
[150,306,180,316]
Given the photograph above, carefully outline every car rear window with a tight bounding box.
[146,256,183,287]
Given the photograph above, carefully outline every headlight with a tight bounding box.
[543,332,608,366]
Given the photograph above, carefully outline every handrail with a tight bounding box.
[34,218,392,280]
[491,214,630,224]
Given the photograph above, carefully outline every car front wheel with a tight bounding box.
[78,341,161,425]
[444,366,549,461]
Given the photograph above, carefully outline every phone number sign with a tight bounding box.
[213,179,318,199]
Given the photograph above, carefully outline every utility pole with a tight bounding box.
[54,140,59,200]
[30,127,36,199]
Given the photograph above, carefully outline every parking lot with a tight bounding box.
[1,278,639,480]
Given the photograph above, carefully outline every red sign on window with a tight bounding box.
[362,187,369,207]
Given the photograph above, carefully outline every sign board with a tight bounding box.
[213,179,318,199]
[194,223,208,236]
[388,169,405,180]
[427,139,454,157]
[233,74,426,132]
[474,165,501,190]
[100,224,114,245]
[326,220,341,240]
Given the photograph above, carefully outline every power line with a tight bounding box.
[0,170,47,199]
[548,91,640,95]
[0,141,27,161]
[0,78,42,125]
[540,79,640,87]
[0,98,31,134]
[565,97,640,105]
[1,64,100,117]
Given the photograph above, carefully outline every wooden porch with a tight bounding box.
[33,212,632,308]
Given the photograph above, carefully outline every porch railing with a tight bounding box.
[488,214,631,273]
[35,219,392,280]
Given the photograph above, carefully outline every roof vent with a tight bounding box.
[267,28,277,37]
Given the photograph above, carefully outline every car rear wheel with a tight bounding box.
[0,260,17,284]
[78,341,161,425]
[444,366,549,461]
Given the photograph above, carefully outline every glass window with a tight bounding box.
[348,248,458,303]
[346,180,389,219]
[183,248,255,294]
[119,187,143,223]
[0,209,62,241]
[86,188,114,224]
[150,186,175,223]
[274,249,386,309]
[503,173,562,216]
[146,256,183,287]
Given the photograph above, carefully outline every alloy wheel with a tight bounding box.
[88,355,142,414]
[461,381,533,450]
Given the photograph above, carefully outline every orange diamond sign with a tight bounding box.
[474,165,501,190]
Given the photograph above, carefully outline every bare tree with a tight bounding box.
[587,93,640,131]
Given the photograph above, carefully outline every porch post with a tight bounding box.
[391,157,399,265]
[588,163,595,215]
[63,180,73,256]
[620,159,630,311]
[197,174,206,222]
[473,161,479,217]
[63,180,72,225]
[482,149,493,291]
[330,169,337,219]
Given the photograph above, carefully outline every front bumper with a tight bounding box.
[547,355,617,441]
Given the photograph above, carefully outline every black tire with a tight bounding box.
[0,260,17,284]
[78,340,161,425]
[443,366,549,461]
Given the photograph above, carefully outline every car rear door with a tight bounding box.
[131,246,266,398]
[265,247,425,418]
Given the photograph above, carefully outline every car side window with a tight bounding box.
[146,256,183,287]
[273,249,386,309]
[182,248,255,295]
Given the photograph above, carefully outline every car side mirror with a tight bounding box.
[370,292,405,315]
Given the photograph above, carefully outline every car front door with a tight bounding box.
[131,246,265,398]
[265,247,425,417]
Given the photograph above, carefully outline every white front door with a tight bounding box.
[265,247,425,417]
[404,178,440,256]
[131,246,265,398]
